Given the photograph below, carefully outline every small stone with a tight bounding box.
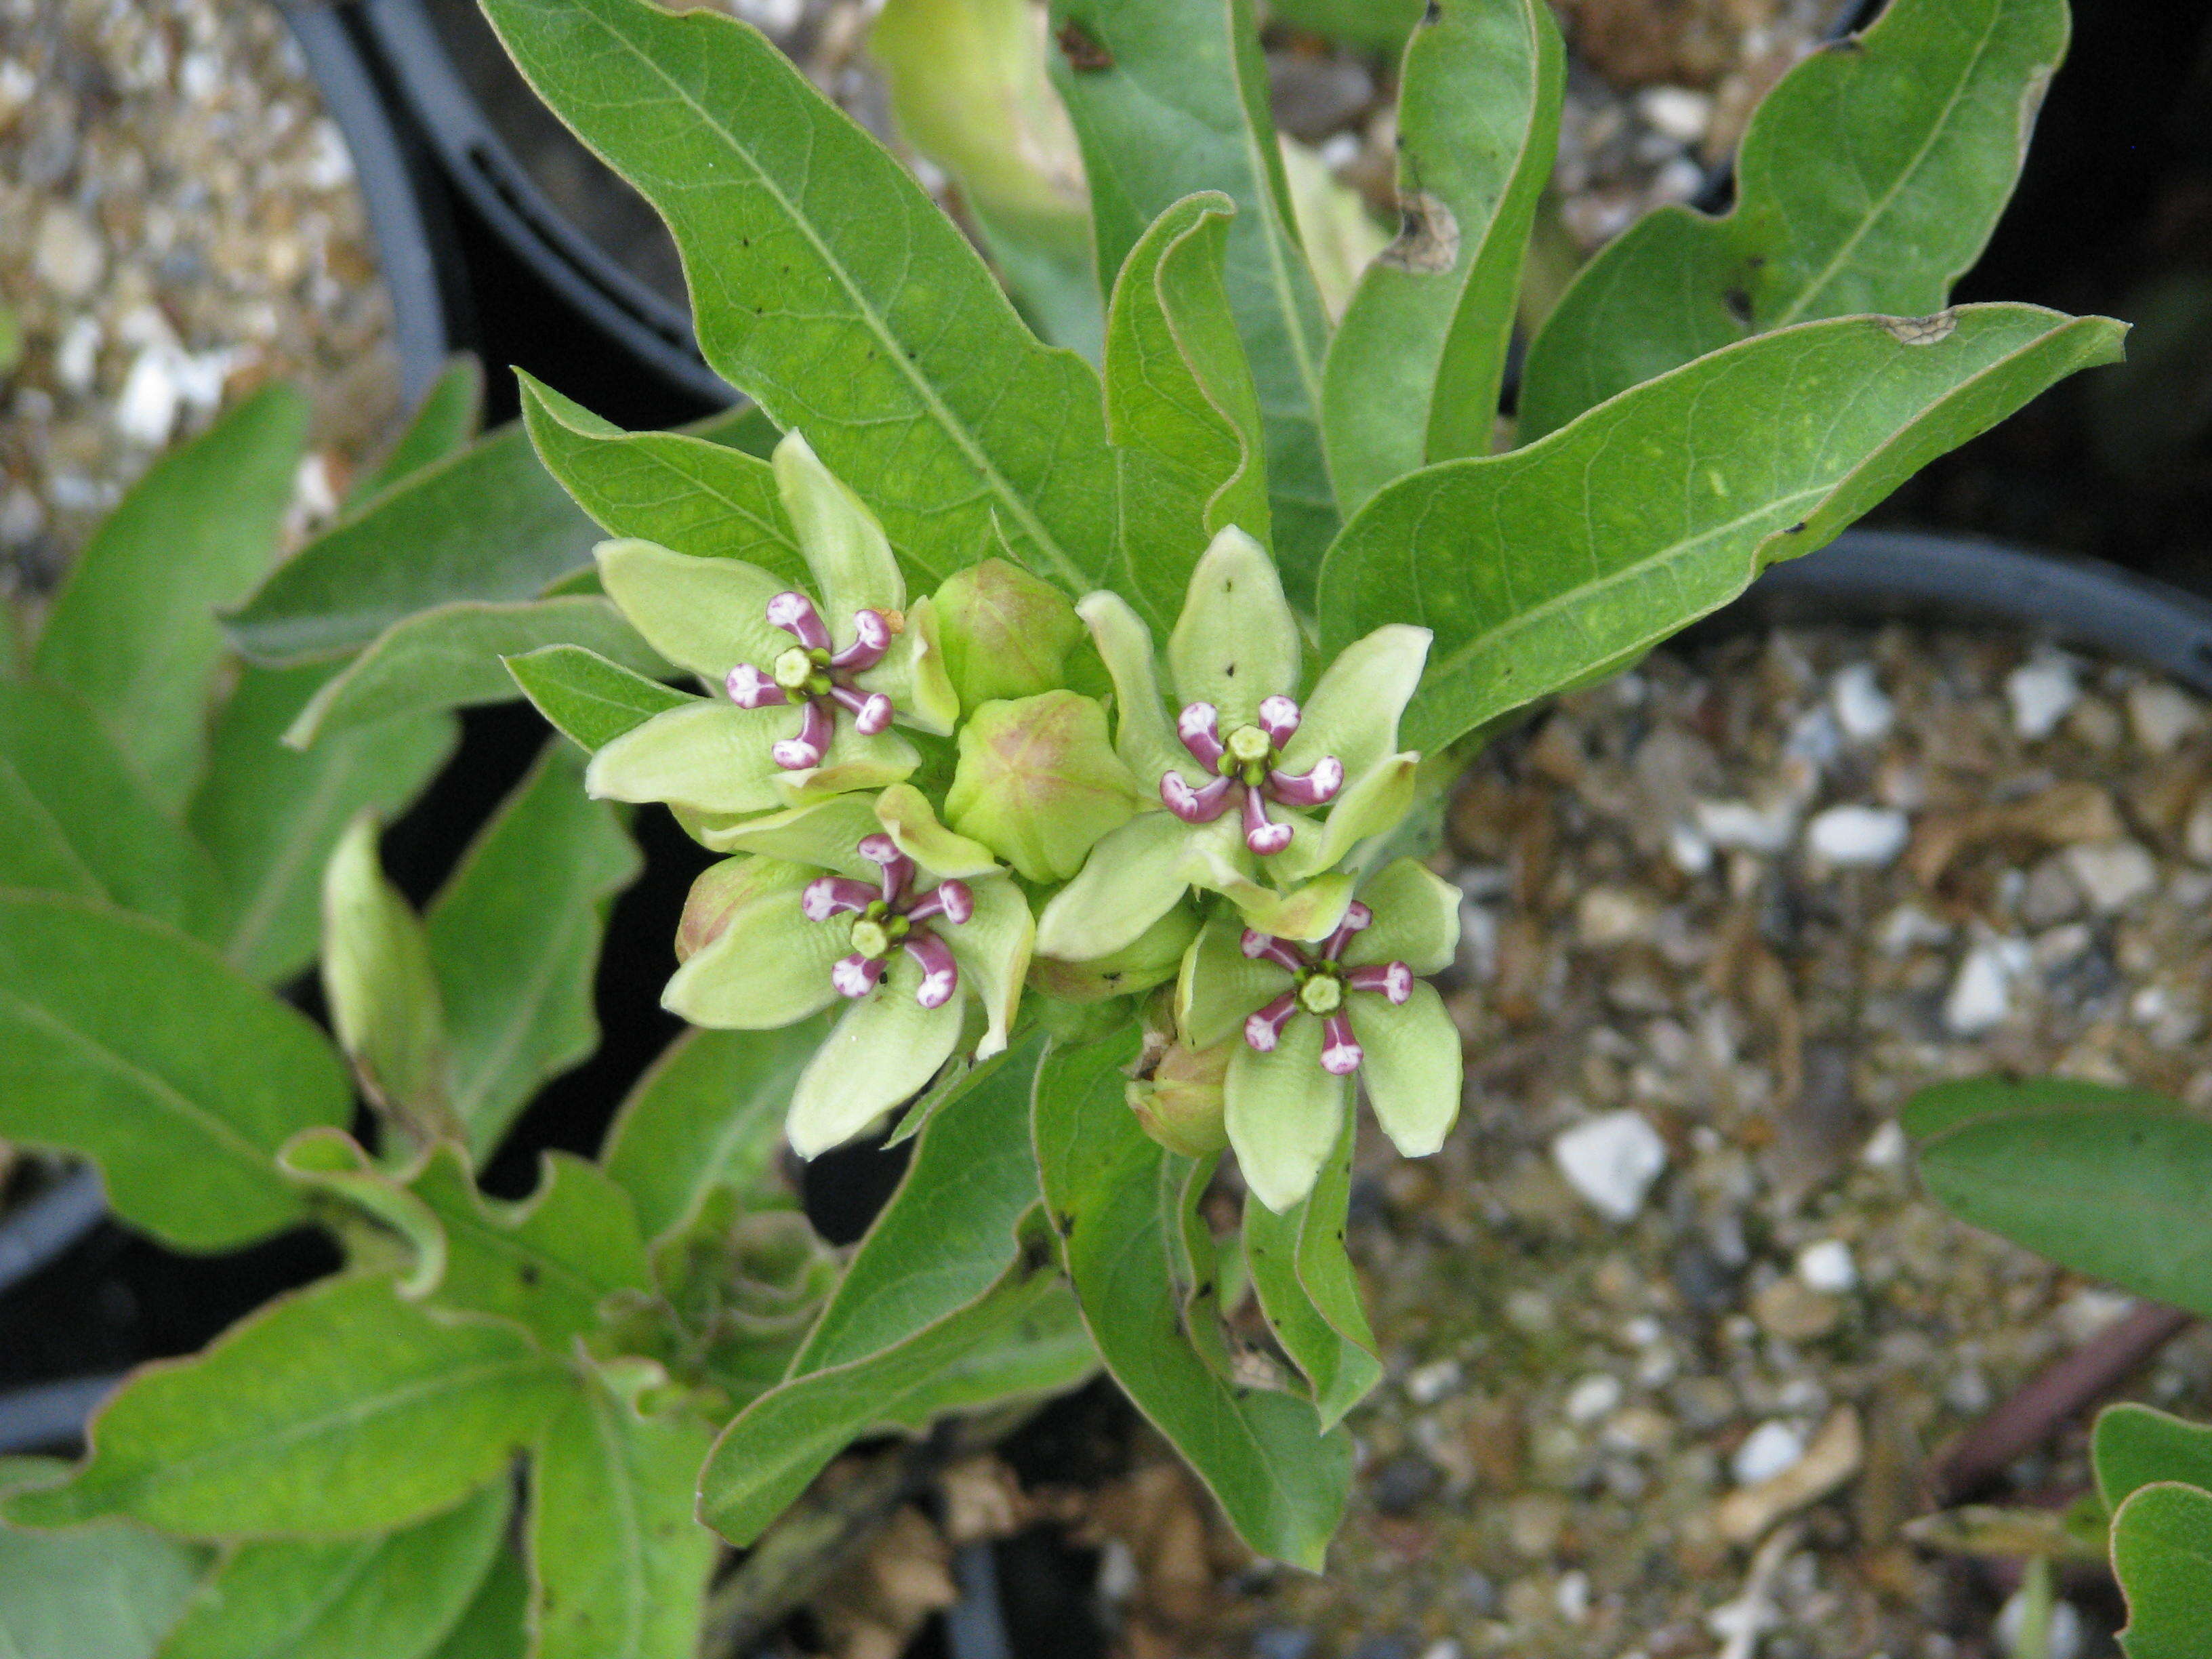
[1805,804,1910,867]
[1601,1404,1673,1456]
[1404,1357,1462,1406]
[1730,1420,1807,1486]
[2062,839,2158,913]
[1860,1120,1908,1168]
[2057,1288,2135,1345]
[1830,661,1895,741]
[2185,790,2212,865]
[1995,1591,2085,1659]
[1554,1569,1592,1624]
[1695,796,1797,853]
[1564,1372,1624,1425]
[2006,651,2080,739]
[1552,1111,1668,1223]
[1635,84,1713,142]
[1253,1629,1318,1659]
[1576,885,1655,947]
[2019,855,2084,926]
[1945,941,2028,1036]
[1716,1408,1864,1544]
[1877,903,1952,955]
[1796,1240,1858,1292]
[1668,821,1714,874]
[1752,1277,1842,1343]
[1506,1492,1568,1557]
[1368,1452,1438,1517]
[2127,682,2203,755]
[1417,1641,1464,1659]
[33,203,105,299]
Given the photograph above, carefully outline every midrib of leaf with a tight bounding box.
[449,903,589,1141]
[444,1205,607,1316]
[567,4,1090,594]
[236,1538,385,1659]
[221,745,362,974]
[0,988,270,1170]
[1766,3,2004,328]
[0,749,108,899]
[584,1386,651,1659]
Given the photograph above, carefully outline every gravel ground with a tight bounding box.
[1059,626,2212,1659]
[0,0,398,602]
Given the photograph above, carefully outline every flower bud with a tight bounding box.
[944,691,1145,882]
[1128,1038,1232,1158]
[1027,903,1199,1004]
[931,558,1085,712]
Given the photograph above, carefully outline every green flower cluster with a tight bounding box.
[590,432,1462,1209]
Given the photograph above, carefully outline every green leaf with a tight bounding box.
[347,356,487,511]
[602,1019,832,1242]
[283,598,672,749]
[0,1459,209,1659]
[793,1034,1050,1374]
[697,1212,1091,1547]
[35,384,307,808]
[0,676,225,937]
[1104,192,1271,628]
[2097,1405,2212,1515]
[1048,0,1337,600]
[424,1551,529,1659]
[0,591,24,679]
[480,0,1117,595]
[226,422,600,666]
[188,664,458,986]
[1319,305,2127,754]
[1517,0,2071,441]
[0,891,350,1250]
[2114,1481,2212,1659]
[1320,0,1562,512]
[518,375,805,581]
[1241,1115,1380,1431]
[529,1381,717,1659]
[1262,0,1426,54]
[321,813,452,1131]
[505,646,693,754]
[8,1275,567,1538]
[1904,1077,2212,1319]
[154,1480,509,1659]
[426,743,642,1158]
[1032,1031,1352,1568]
[409,1145,651,1346]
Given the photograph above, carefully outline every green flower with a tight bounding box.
[1034,527,1431,961]
[664,786,1031,1157]
[1176,857,1463,1212]
[583,432,958,819]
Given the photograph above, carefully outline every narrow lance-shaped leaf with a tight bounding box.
[153,1480,509,1659]
[1048,0,1338,602]
[481,0,1118,594]
[2112,1482,2212,1659]
[1319,305,2127,754]
[426,742,642,1159]
[0,891,350,1251]
[189,663,457,985]
[1104,192,1271,629]
[529,1379,718,1659]
[1264,0,1426,54]
[1321,0,1563,512]
[519,374,805,580]
[35,383,306,808]
[1033,1031,1353,1569]
[0,676,225,938]
[0,1458,209,1659]
[1904,1076,2212,1319]
[322,813,453,1136]
[283,596,672,749]
[602,1019,832,1242]
[1241,1115,1380,1432]
[505,645,694,754]
[346,354,487,512]
[7,1275,569,1538]
[1517,0,2071,441]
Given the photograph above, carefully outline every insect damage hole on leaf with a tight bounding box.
[1056,19,1112,71]
[1379,190,1460,276]
[1883,310,1961,346]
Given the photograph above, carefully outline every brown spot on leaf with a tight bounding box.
[1055,18,1113,70]
[1378,188,1460,274]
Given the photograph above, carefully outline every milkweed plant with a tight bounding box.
[0,0,2127,1648]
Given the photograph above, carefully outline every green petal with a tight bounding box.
[1226,1018,1346,1214]
[785,958,963,1156]
[663,863,845,1029]
[1227,869,1355,945]
[586,701,799,815]
[1282,624,1429,781]
[878,595,961,736]
[946,876,1033,1057]
[1176,913,1292,1050]
[774,431,903,621]
[779,724,920,804]
[1274,752,1418,885]
[595,539,788,679]
[1346,858,1461,975]
[874,783,1002,878]
[1167,527,1300,732]
[1036,811,1231,960]
[1350,983,1462,1158]
[1077,590,1184,785]
[691,794,878,874]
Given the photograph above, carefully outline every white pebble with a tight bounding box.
[1576,886,1654,947]
[2005,651,2080,740]
[1404,1357,1462,1406]
[2128,682,2203,755]
[1806,804,1910,867]
[1730,1420,1807,1486]
[1995,1591,2083,1659]
[1784,704,1842,769]
[1830,661,1896,741]
[115,348,184,447]
[1797,1240,1858,1293]
[1944,941,2028,1036]
[2062,839,2158,914]
[1564,1373,1624,1425]
[54,315,101,394]
[1417,1643,1463,1659]
[1860,1120,1908,1169]
[1877,903,1952,955]
[1668,821,1714,875]
[1552,1111,1668,1223]
[1554,1569,1592,1624]
[1635,85,1713,143]
[1694,798,1797,854]
[33,203,104,300]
